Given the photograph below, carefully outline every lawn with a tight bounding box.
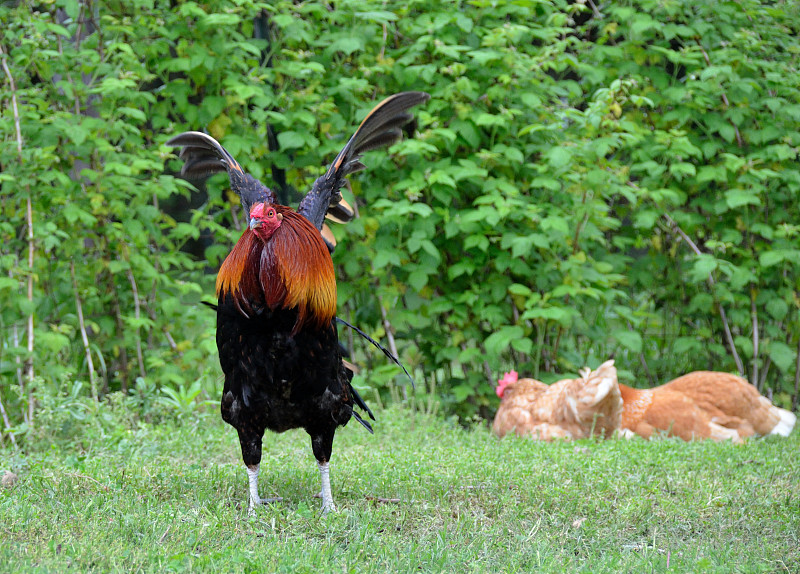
[1,404,798,573]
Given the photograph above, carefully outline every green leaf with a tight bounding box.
[546,147,572,169]
[277,131,305,150]
[688,255,718,282]
[767,341,796,373]
[372,250,401,271]
[669,162,696,180]
[612,330,642,353]
[326,36,364,55]
[511,337,533,354]
[521,307,571,324]
[673,337,702,354]
[407,270,428,292]
[484,326,524,357]
[759,251,789,267]
[765,299,788,321]
[724,189,760,209]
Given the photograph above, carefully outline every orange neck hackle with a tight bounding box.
[216,204,337,333]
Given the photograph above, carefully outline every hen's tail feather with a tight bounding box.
[335,317,416,390]
[320,225,337,252]
[771,406,797,437]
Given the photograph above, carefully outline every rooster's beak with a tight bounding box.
[249,218,262,230]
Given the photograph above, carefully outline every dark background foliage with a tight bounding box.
[1,0,799,436]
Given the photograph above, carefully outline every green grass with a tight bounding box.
[1,405,798,573]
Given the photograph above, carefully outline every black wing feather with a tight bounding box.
[166,131,275,225]
[297,91,430,231]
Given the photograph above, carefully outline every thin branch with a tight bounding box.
[126,268,146,379]
[9,271,24,391]
[751,289,759,388]
[553,192,590,362]
[511,300,521,364]
[10,322,26,425]
[230,203,242,232]
[1,43,36,423]
[662,213,744,376]
[793,333,800,413]
[697,42,743,147]
[71,261,98,402]
[482,357,493,388]
[586,0,602,18]
[110,282,130,393]
[25,193,34,406]
[163,329,179,353]
[346,306,355,362]
[365,495,402,504]
[377,294,406,400]
[0,393,18,448]
[379,22,388,60]
[144,251,180,356]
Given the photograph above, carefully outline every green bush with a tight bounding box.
[1,0,798,433]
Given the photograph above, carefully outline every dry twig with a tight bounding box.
[365,495,402,504]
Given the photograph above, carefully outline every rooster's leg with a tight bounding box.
[310,429,336,513]
[238,427,281,513]
[317,461,335,513]
[245,464,283,513]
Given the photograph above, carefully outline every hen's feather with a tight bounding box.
[493,360,622,440]
[619,384,742,442]
[635,371,796,438]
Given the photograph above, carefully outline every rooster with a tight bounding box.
[492,360,622,440]
[619,371,796,441]
[167,92,429,513]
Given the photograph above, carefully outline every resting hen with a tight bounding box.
[620,371,796,441]
[167,92,429,513]
[492,360,622,440]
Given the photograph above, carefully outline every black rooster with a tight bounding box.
[167,92,429,512]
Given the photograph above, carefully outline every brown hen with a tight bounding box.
[493,360,622,440]
[620,371,795,441]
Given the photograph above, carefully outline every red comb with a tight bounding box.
[496,370,518,398]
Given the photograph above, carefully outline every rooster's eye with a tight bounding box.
[268,209,274,218]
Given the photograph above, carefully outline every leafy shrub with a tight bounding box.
[1,0,798,431]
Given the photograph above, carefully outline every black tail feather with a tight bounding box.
[350,384,375,421]
[335,317,415,390]
[201,301,218,311]
[351,409,374,434]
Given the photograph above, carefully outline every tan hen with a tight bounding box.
[492,360,622,440]
[620,371,796,441]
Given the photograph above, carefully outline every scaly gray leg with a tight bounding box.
[246,464,282,514]
[318,461,336,514]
